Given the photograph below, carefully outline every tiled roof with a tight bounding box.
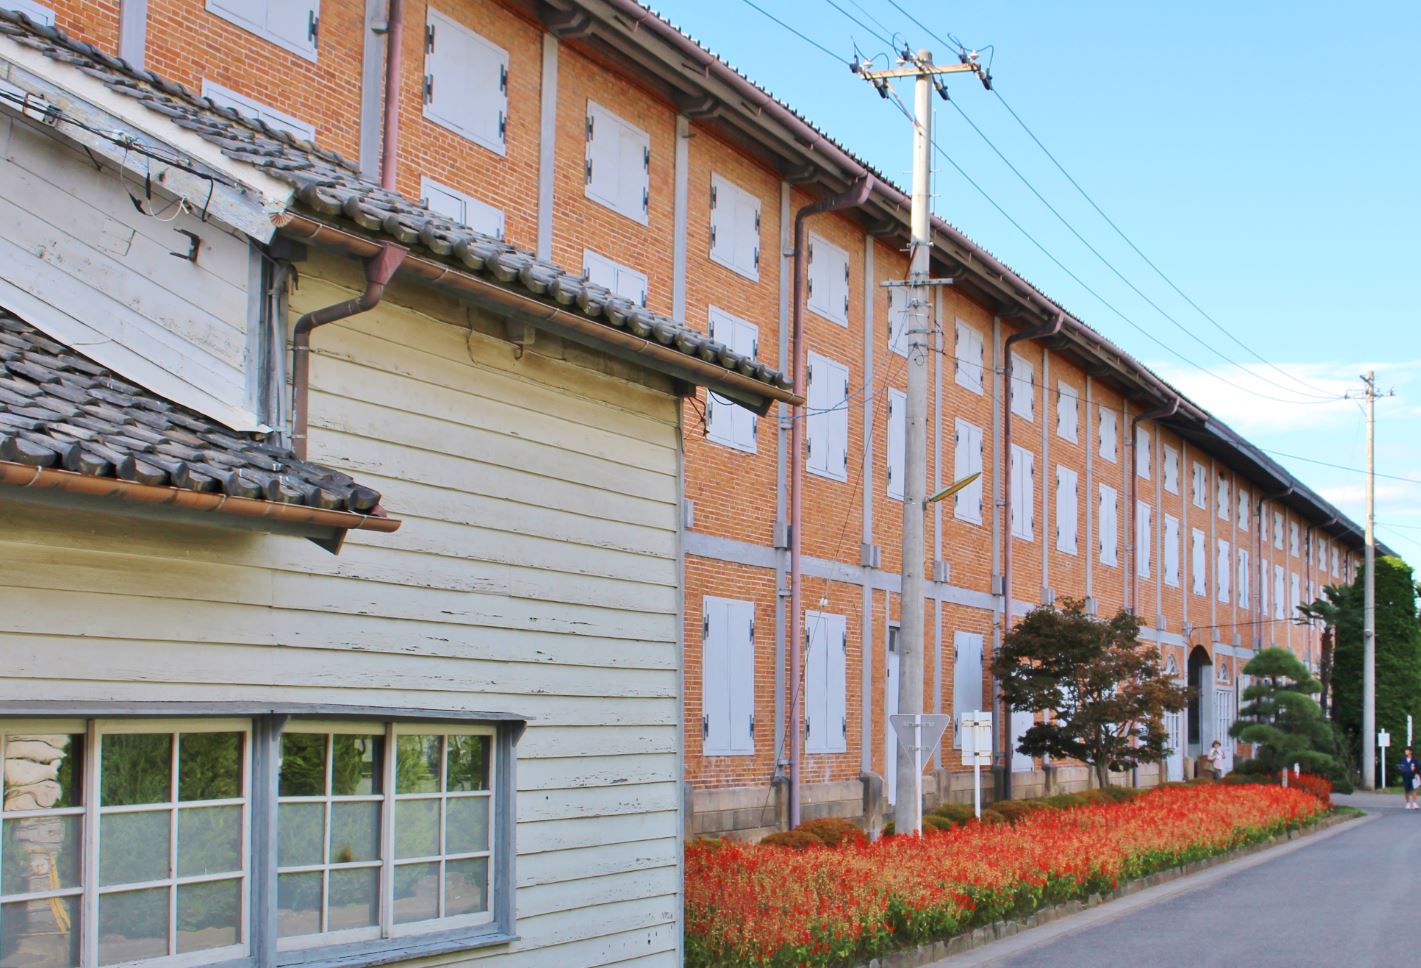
[0,9,790,394]
[0,309,384,514]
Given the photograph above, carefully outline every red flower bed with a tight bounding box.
[685,783,1325,967]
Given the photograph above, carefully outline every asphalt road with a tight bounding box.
[938,793,1414,968]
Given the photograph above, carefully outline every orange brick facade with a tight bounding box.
[37,0,1364,830]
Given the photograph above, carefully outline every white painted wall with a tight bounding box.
[0,114,260,430]
[0,258,683,965]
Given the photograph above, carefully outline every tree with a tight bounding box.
[1230,648,1340,779]
[1295,586,1343,719]
[1331,556,1421,783]
[992,599,1190,789]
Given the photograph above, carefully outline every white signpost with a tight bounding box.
[1409,715,1413,747]
[889,713,952,837]
[959,710,994,819]
[1380,729,1391,788]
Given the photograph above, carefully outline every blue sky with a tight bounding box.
[650,0,1421,574]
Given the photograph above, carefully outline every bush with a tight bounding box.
[990,800,1046,824]
[929,801,978,824]
[759,830,823,850]
[974,808,1007,824]
[795,817,867,847]
[1042,793,1089,809]
[922,814,957,834]
[1290,772,1333,809]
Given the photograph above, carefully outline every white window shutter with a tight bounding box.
[1238,549,1250,609]
[1193,464,1207,509]
[806,234,848,325]
[1192,529,1207,596]
[955,419,983,524]
[829,615,847,753]
[1291,573,1301,612]
[702,598,729,754]
[1136,426,1151,479]
[734,189,761,280]
[952,631,984,746]
[1010,353,1034,421]
[1056,466,1078,554]
[1217,540,1231,603]
[265,0,319,55]
[1136,502,1151,578]
[887,389,906,499]
[1237,488,1249,530]
[621,121,650,222]
[423,10,507,153]
[888,288,909,356]
[728,601,755,753]
[1056,382,1078,442]
[1163,446,1179,494]
[1010,446,1034,540]
[1273,566,1285,619]
[1218,478,1230,521]
[584,101,647,222]
[420,176,504,239]
[1164,514,1180,587]
[806,354,847,480]
[955,322,984,394]
[1099,407,1117,462]
[708,175,729,267]
[1098,485,1117,566]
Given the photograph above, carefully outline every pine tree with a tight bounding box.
[1231,648,1340,778]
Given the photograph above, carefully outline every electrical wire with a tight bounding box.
[1259,449,1421,487]
[737,0,845,63]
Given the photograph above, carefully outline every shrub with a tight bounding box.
[930,802,978,824]
[1042,793,1088,809]
[922,814,957,834]
[990,800,1045,824]
[1290,772,1333,808]
[974,808,1007,824]
[758,830,823,850]
[795,817,867,847]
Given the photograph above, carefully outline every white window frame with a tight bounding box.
[583,249,648,308]
[584,100,649,224]
[1055,381,1078,442]
[1098,406,1117,463]
[705,308,758,453]
[7,1,55,26]
[1162,445,1179,495]
[201,79,316,142]
[954,321,984,395]
[886,388,906,501]
[1010,353,1034,421]
[806,233,849,325]
[419,176,505,240]
[708,173,761,281]
[207,0,319,61]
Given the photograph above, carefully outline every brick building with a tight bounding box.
[11,0,1378,842]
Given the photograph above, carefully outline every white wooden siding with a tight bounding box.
[0,263,684,965]
[0,118,258,430]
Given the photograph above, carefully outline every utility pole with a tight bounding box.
[856,48,987,836]
[1362,370,1377,789]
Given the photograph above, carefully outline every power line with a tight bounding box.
[737,0,846,63]
[1261,448,1421,487]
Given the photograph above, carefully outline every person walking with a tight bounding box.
[1399,747,1419,809]
[1207,740,1227,780]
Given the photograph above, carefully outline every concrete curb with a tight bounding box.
[857,811,1366,968]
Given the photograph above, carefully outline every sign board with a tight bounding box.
[890,714,952,771]
[959,710,993,766]
[1378,730,1391,749]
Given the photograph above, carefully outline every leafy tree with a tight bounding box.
[1296,586,1343,719]
[1230,648,1340,779]
[1331,556,1421,784]
[992,599,1190,789]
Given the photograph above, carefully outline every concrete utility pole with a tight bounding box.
[1362,370,1377,789]
[856,48,988,836]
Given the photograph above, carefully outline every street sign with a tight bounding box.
[1379,730,1391,749]
[958,710,993,819]
[890,713,952,771]
[1409,715,1413,746]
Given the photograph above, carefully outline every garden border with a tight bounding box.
[858,810,1366,968]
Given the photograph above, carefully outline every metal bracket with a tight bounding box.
[169,229,201,263]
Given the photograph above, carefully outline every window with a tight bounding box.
[1010,445,1035,540]
[1098,406,1117,463]
[422,10,507,154]
[1217,477,1229,521]
[887,287,911,357]
[0,714,516,966]
[7,1,54,26]
[202,80,316,141]
[953,418,983,524]
[1163,514,1180,587]
[1055,382,1078,442]
[1192,462,1207,509]
[583,249,648,307]
[806,234,849,325]
[702,597,755,756]
[1290,572,1301,613]
[584,100,649,224]
[886,389,906,500]
[1217,539,1231,603]
[1055,466,1078,555]
[805,353,849,481]
[1098,484,1118,566]
[1135,425,1151,479]
[1273,511,1284,549]
[1273,565,1285,619]
[208,0,318,60]
[1191,528,1207,597]
[951,631,984,746]
[954,322,984,394]
[1136,502,1152,578]
[420,177,504,240]
[705,308,758,453]
[1332,546,1340,577]
[1289,522,1300,557]
[708,174,760,281]
[1260,560,1269,616]
[1010,353,1034,421]
[1237,487,1249,531]
[1238,548,1250,610]
[804,611,847,754]
[1162,445,1179,494]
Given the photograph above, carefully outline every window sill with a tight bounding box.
[278,928,516,968]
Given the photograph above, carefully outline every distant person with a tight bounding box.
[1399,747,1419,810]
[1207,740,1227,780]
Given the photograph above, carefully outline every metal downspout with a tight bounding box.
[788,174,875,828]
[291,242,408,459]
[999,312,1063,795]
[380,0,405,192]
[1129,398,1181,614]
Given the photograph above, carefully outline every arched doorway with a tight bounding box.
[1186,645,1212,757]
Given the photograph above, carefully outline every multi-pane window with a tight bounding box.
[585,101,649,224]
[705,308,758,453]
[208,0,319,61]
[954,322,984,394]
[1162,445,1179,494]
[1010,354,1034,421]
[1098,407,1117,463]
[708,174,760,281]
[202,80,316,141]
[806,234,849,325]
[583,249,648,307]
[423,9,508,154]
[0,717,509,967]
[1055,382,1078,442]
[421,177,505,240]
